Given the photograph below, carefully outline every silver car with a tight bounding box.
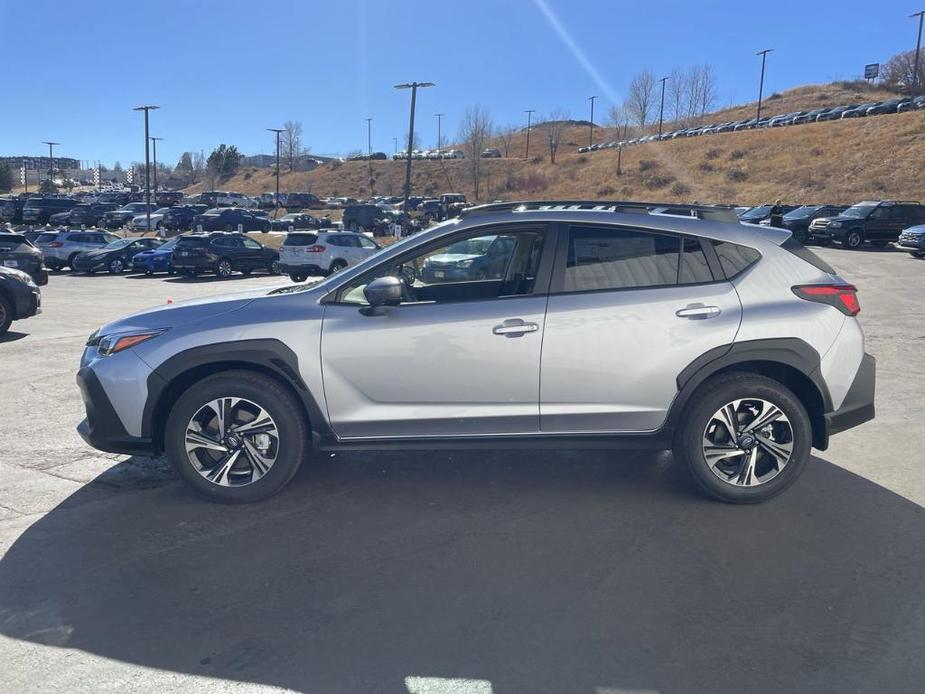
[33,229,120,270]
[279,230,381,282]
[76,201,875,504]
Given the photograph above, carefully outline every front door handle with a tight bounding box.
[493,319,539,336]
[676,304,721,319]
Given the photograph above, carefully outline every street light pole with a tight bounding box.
[588,96,597,147]
[41,141,59,183]
[435,113,444,151]
[524,109,535,159]
[756,49,773,123]
[150,137,163,214]
[267,128,284,214]
[658,76,670,138]
[912,10,925,94]
[393,137,398,154]
[132,105,159,233]
[395,81,435,211]
[366,117,372,156]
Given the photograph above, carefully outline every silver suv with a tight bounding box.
[76,201,875,504]
[279,230,381,281]
[34,229,120,270]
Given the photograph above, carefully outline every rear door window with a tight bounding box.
[561,226,680,292]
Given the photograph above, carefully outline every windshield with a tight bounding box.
[444,236,494,255]
[741,205,772,220]
[783,206,819,220]
[842,204,876,219]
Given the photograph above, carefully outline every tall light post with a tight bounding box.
[524,109,535,159]
[658,76,670,138]
[395,81,435,211]
[133,105,159,233]
[149,137,163,214]
[393,137,398,154]
[755,49,773,123]
[42,141,59,183]
[912,10,925,94]
[365,117,373,156]
[588,96,597,147]
[434,112,444,151]
[267,128,284,213]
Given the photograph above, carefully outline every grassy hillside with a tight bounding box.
[196,82,921,206]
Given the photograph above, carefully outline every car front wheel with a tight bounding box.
[674,372,811,503]
[164,371,308,503]
[842,230,864,249]
[109,258,125,273]
[0,295,12,335]
[215,258,233,278]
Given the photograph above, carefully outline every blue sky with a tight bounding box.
[0,0,915,168]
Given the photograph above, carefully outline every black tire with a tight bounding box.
[268,258,280,275]
[67,252,80,269]
[673,372,811,504]
[348,221,358,232]
[0,295,12,336]
[108,258,125,274]
[164,370,308,504]
[215,258,233,278]
[289,273,308,282]
[911,251,925,259]
[841,230,864,249]
[329,259,348,274]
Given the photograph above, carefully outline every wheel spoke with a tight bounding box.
[716,401,740,438]
[231,407,275,435]
[206,449,242,486]
[703,443,743,466]
[242,439,273,478]
[185,429,227,453]
[735,448,759,486]
[755,433,793,466]
[204,397,238,434]
[741,403,784,434]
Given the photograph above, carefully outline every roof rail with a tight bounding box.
[458,200,739,223]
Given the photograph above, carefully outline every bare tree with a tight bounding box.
[881,50,925,92]
[191,151,205,184]
[625,69,657,131]
[458,106,493,199]
[280,120,303,171]
[543,108,569,164]
[496,124,516,157]
[691,64,719,122]
[667,67,687,125]
[607,104,632,140]
[404,130,421,151]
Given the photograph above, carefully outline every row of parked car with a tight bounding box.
[580,95,925,153]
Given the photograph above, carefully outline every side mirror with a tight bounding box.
[362,275,402,313]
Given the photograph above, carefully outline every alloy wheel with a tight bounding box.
[846,231,863,249]
[184,397,279,487]
[109,258,124,273]
[702,398,794,487]
[217,260,232,277]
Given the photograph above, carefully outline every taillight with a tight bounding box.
[48,241,63,248]
[306,245,326,253]
[792,284,860,316]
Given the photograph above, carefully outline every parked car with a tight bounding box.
[791,108,829,125]
[282,192,321,210]
[33,229,119,270]
[22,197,79,225]
[777,205,848,243]
[480,148,502,158]
[812,200,925,249]
[132,236,182,275]
[128,207,174,231]
[155,191,184,207]
[161,205,208,233]
[0,266,41,336]
[192,208,272,232]
[72,237,165,274]
[419,199,443,221]
[420,233,515,283]
[897,95,925,113]
[896,224,925,258]
[76,199,875,505]
[0,234,48,285]
[841,102,878,118]
[216,192,257,209]
[342,203,385,232]
[0,197,25,224]
[440,193,468,219]
[739,204,797,226]
[170,232,279,278]
[279,230,381,281]
[101,203,157,229]
[67,203,119,228]
[866,98,912,116]
[271,213,320,232]
[442,149,465,159]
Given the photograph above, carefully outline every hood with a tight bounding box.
[94,284,284,335]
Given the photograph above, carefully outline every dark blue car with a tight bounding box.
[132,236,181,275]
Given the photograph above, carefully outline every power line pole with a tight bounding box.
[588,96,597,147]
[365,117,372,156]
[267,128,284,214]
[755,49,773,123]
[132,105,159,233]
[912,10,925,94]
[395,81,435,211]
[41,141,59,184]
[658,76,670,138]
[393,137,398,154]
[435,113,444,151]
[524,109,535,159]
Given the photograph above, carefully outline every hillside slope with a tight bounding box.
[195,83,923,206]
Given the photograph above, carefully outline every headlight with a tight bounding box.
[4,268,35,286]
[828,221,843,228]
[91,329,165,356]
[458,259,475,268]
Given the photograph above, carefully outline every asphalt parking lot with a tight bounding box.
[0,248,923,693]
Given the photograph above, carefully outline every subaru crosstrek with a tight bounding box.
[76,201,875,504]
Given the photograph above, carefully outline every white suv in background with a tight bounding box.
[279,230,381,281]
[216,192,257,209]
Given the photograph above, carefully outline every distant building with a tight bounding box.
[1,155,80,172]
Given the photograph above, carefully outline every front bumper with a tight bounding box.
[896,235,925,251]
[72,257,109,272]
[11,284,41,320]
[76,366,155,456]
[823,353,876,443]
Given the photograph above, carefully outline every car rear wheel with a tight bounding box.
[842,230,864,249]
[67,253,80,269]
[215,258,233,278]
[268,258,280,275]
[289,273,308,282]
[328,259,348,274]
[165,371,308,503]
[674,372,811,504]
[108,258,124,274]
[0,296,12,336]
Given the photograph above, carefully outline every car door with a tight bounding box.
[320,224,553,438]
[241,237,267,269]
[540,223,742,433]
[356,234,381,260]
[865,206,892,240]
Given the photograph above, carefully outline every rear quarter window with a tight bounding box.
[35,233,58,243]
[713,241,761,278]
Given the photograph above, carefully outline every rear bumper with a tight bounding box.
[279,262,324,275]
[823,353,876,442]
[76,366,155,456]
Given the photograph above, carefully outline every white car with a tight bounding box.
[278,230,381,282]
[216,192,257,209]
[128,207,172,231]
[442,149,465,159]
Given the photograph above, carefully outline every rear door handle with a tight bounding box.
[493,319,539,336]
[676,304,721,319]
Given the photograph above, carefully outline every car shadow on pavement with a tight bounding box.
[0,330,28,343]
[1,450,923,694]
